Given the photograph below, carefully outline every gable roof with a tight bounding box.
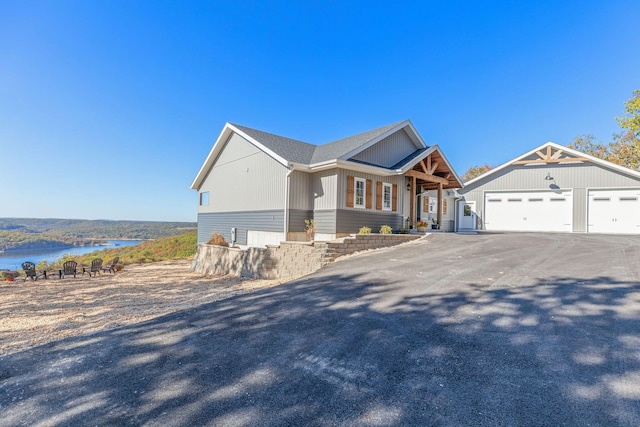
[464,141,640,187]
[230,123,317,164]
[191,120,462,189]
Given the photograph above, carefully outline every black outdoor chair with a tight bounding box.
[22,261,44,281]
[101,257,120,274]
[61,260,78,278]
[82,258,103,277]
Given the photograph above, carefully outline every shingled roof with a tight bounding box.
[192,120,464,190]
[229,124,317,164]
[231,120,415,167]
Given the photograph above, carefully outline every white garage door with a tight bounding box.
[588,189,640,234]
[484,191,573,232]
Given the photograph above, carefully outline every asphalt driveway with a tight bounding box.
[2,233,640,426]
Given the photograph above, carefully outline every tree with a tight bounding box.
[462,164,493,182]
[570,89,640,170]
[568,134,608,158]
[616,89,640,138]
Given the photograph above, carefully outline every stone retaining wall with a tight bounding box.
[191,234,421,279]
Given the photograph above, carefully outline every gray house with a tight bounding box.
[191,120,463,247]
[458,141,640,234]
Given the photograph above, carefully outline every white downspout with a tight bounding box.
[284,168,295,241]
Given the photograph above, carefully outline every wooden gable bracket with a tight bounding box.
[513,145,590,165]
[405,169,449,185]
[412,154,446,184]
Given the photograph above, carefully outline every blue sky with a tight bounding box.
[1,1,639,222]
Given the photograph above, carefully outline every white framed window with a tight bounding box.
[382,182,392,211]
[200,191,209,206]
[354,178,366,208]
[429,197,437,213]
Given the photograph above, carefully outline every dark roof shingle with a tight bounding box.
[231,120,413,167]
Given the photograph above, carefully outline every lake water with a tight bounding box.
[0,240,143,270]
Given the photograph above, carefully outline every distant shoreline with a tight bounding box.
[0,241,118,254]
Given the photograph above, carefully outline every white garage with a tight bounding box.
[484,190,573,232]
[458,142,640,235]
[587,189,640,234]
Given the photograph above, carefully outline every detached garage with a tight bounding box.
[458,142,640,235]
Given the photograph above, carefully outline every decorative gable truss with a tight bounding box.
[513,145,590,165]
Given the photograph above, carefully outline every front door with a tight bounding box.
[458,200,476,230]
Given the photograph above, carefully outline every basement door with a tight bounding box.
[587,189,640,234]
[484,190,573,232]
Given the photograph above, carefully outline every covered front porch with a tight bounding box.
[403,148,462,229]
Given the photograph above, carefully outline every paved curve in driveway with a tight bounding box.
[2,233,640,426]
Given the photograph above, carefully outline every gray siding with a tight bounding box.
[197,210,284,245]
[312,169,339,210]
[462,163,640,193]
[288,209,313,233]
[459,162,640,232]
[350,129,418,168]
[573,188,587,233]
[198,133,288,213]
[289,170,313,210]
[336,209,403,234]
[313,210,337,234]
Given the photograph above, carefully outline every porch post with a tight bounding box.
[409,176,416,227]
[437,183,443,229]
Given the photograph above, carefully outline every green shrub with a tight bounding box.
[379,225,393,234]
[358,226,372,234]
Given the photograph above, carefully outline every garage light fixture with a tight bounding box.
[544,172,553,180]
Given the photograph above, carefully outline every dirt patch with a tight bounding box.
[0,260,289,356]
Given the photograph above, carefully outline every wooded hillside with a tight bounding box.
[0,218,196,251]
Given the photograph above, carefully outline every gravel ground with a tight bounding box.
[0,260,286,356]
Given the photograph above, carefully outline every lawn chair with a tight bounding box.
[22,261,44,281]
[101,257,120,274]
[82,258,103,277]
[61,260,78,278]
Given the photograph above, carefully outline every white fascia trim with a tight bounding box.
[190,123,290,190]
[465,141,640,187]
[338,119,426,161]
[190,124,234,190]
[307,159,402,176]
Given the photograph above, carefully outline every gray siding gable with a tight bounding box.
[310,121,406,163]
[349,128,420,168]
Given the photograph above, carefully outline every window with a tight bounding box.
[443,199,447,214]
[464,204,472,216]
[200,192,209,206]
[382,183,392,211]
[355,178,366,208]
[429,197,437,213]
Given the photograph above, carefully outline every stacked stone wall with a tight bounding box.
[191,234,421,280]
